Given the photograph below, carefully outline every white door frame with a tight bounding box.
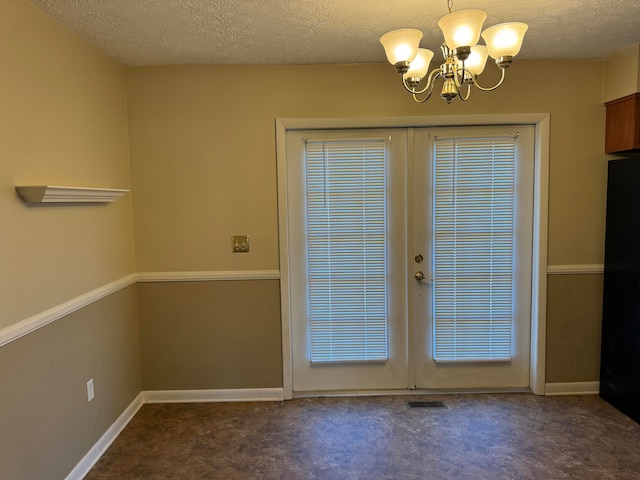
[276,114,550,399]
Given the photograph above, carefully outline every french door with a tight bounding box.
[411,127,533,389]
[285,125,534,394]
[287,129,409,392]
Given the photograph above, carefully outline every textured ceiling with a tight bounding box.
[29,0,640,66]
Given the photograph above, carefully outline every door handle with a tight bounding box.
[415,271,434,283]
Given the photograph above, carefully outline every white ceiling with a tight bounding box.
[30,0,640,66]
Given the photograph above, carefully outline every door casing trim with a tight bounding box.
[276,114,550,399]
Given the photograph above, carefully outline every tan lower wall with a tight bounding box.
[139,274,606,390]
[138,280,282,390]
[0,285,141,480]
[546,274,604,383]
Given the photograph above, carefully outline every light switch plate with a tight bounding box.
[87,378,94,402]
[232,235,250,253]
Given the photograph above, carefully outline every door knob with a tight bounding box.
[415,271,426,281]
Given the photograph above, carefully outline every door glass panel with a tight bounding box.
[433,135,517,362]
[305,139,388,363]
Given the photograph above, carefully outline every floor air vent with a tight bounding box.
[407,401,447,409]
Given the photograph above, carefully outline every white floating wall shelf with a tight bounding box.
[15,185,129,204]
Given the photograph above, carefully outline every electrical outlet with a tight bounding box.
[86,378,95,402]
[232,235,250,253]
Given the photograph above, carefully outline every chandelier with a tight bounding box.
[379,0,528,104]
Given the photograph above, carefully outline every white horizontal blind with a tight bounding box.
[433,136,516,362]
[305,139,388,363]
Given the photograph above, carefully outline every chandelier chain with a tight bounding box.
[447,0,453,14]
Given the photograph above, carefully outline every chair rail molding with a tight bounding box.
[137,270,281,282]
[0,271,282,347]
[0,274,137,348]
[547,264,604,275]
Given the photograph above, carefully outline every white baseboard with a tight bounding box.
[65,392,144,480]
[68,388,283,479]
[143,388,285,403]
[545,381,600,396]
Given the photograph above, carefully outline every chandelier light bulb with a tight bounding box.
[404,48,435,80]
[481,22,528,59]
[380,29,423,65]
[395,44,414,62]
[453,26,474,47]
[437,9,487,50]
[457,45,489,75]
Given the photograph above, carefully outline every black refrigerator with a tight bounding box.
[600,157,640,424]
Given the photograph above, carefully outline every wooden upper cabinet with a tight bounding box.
[605,93,640,154]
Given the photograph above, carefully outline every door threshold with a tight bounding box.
[293,387,532,399]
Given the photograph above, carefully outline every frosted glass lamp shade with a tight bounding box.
[457,45,489,75]
[437,9,487,50]
[380,29,423,65]
[481,22,528,58]
[404,48,434,78]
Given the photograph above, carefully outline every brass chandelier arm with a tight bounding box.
[411,69,441,103]
[412,88,435,103]
[401,67,443,95]
[457,82,472,101]
[452,64,472,101]
[471,67,506,91]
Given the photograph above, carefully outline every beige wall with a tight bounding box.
[602,43,640,103]
[0,2,139,479]
[0,0,136,329]
[638,46,640,93]
[127,59,608,387]
[127,61,607,270]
